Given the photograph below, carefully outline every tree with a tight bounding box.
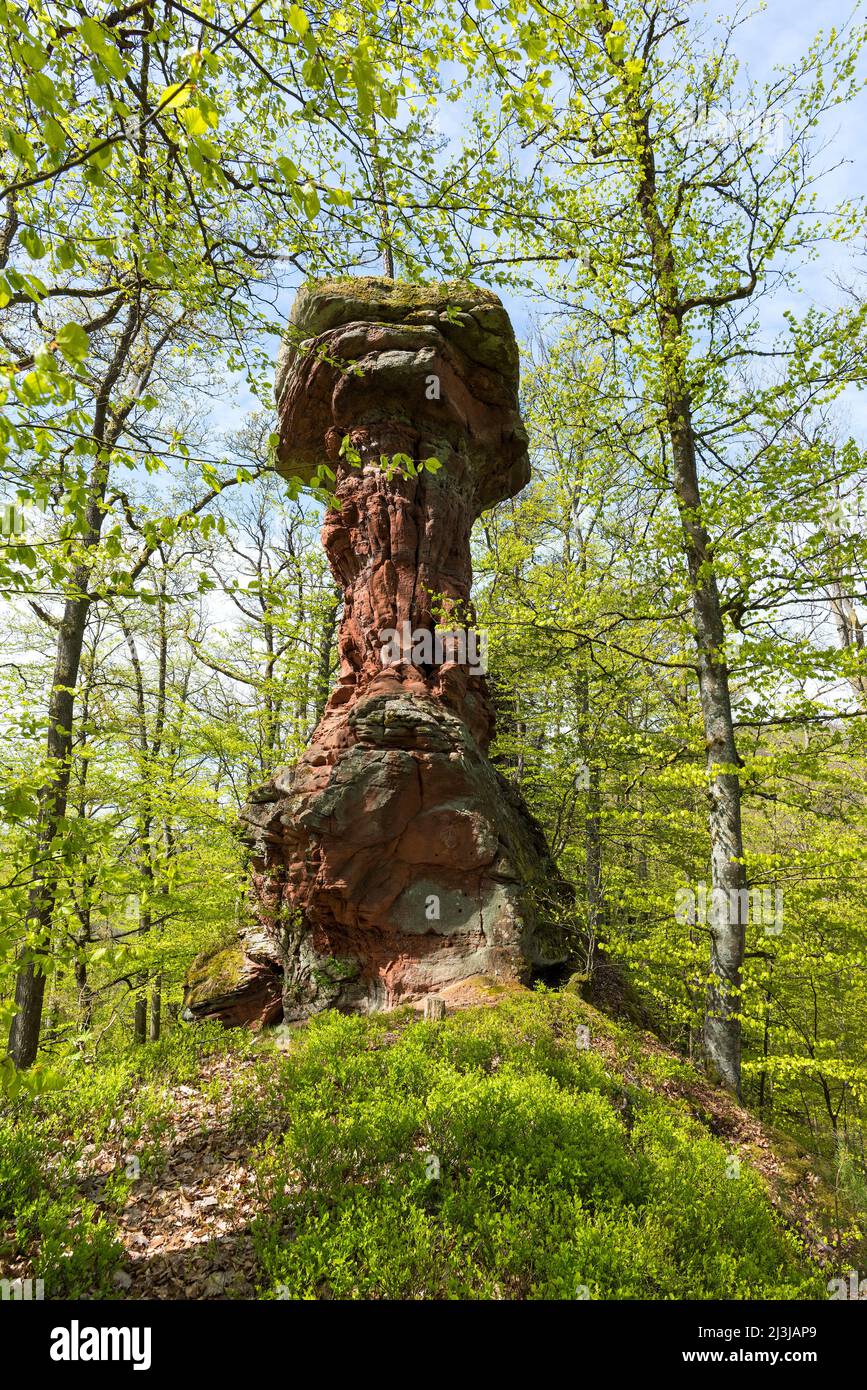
[469,0,867,1093]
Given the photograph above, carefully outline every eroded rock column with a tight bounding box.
[184,278,570,1026]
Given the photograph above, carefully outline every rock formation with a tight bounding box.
[184,278,571,1027]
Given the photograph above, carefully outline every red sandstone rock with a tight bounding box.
[182,926,282,1029]
[184,278,570,1027]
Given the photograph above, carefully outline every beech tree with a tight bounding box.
[0,0,462,1067]
[466,0,867,1093]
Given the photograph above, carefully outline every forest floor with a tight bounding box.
[91,1048,264,1300]
[87,984,853,1298]
[5,980,862,1300]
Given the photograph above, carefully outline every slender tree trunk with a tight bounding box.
[585,766,604,973]
[576,666,604,976]
[132,994,145,1044]
[8,301,143,1068]
[74,956,94,1034]
[262,618,277,768]
[9,585,94,1067]
[669,407,747,1095]
[133,906,152,1047]
[829,580,867,708]
[368,111,395,278]
[149,974,162,1042]
[71,666,97,1041]
[620,65,748,1094]
[123,569,169,1047]
[758,964,774,1115]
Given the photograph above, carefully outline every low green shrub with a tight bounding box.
[0,1110,123,1297]
[250,991,824,1300]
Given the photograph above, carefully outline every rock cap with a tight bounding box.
[274,276,529,512]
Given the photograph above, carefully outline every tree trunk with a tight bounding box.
[7,300,143,1068]
[829,579,867,708]
[134,991,147,1046]
[9,585,93,1067]
[621,64,748,1094]
[669,402,747,1096]
[585,765,604,975]
[149,974,162,1042]
[74,957,94,1035]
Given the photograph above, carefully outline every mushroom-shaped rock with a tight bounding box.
[274,277,530,511]
[184,278,571,1026]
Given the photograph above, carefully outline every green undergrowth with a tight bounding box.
[0,1021,249,1296]
[0,989,854,1300]
[244,990,828,1300]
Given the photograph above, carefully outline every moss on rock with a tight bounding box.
[286,275,520,382]
[185,941,248,1010]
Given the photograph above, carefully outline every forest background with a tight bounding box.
[1,0,867,1197]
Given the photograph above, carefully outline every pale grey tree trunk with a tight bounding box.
[669,410,746,1095]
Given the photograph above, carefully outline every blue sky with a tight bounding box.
[744,0,867,431]
[211,0,867,445]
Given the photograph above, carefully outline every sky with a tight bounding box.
[210,0,867,444]
[740,0,867,431]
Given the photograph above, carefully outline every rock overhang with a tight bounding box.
[273,276,530,512]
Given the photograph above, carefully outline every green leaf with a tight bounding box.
[276,155,299,184]
[80,17,127,79]
[2,125,36,167]
[19,227,47,260]
[18,40,48,72]
[160,82,191,111]
[56,322,90,365]
[26,71,58,111]
[287,5,310,37]
[41,114,68,152]
[325,186,354,207]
